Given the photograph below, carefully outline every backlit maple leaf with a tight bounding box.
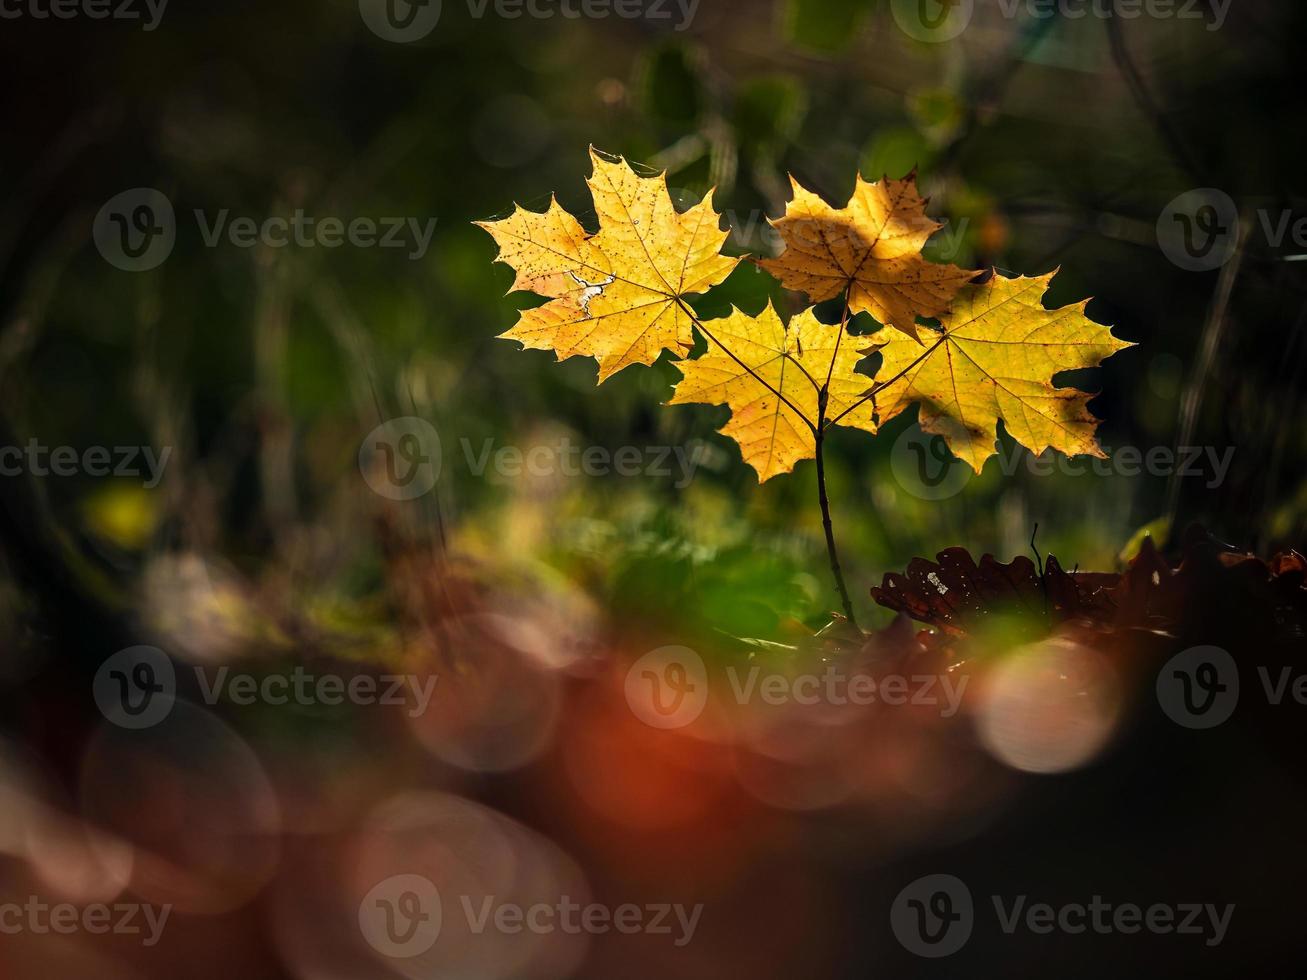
[668,303,876,481]
[865,271,1134,472]
[758,172,976,342]
[476,148,739,382]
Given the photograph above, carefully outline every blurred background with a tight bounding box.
[1,0,1304,977]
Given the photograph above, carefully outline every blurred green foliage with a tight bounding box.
[1,0,1303,656]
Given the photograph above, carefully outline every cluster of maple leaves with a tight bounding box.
[479,148,1132,482]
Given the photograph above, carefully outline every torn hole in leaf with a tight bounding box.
[569,271,616,316]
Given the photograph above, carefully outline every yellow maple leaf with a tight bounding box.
[476,148,739,382]
[864,271,1134,472]
[668,303,877,482]
[758,172,976,342]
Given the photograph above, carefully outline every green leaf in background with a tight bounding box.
[638,43,704,127]
[781,0,876,52]
[733,76,807,154]
[860,126,930,180]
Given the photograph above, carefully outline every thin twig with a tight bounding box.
[814,403,858,628]
[824,333,948,430]
[1165,211,1248,525]
[680,290,859,626]
[813,291,859,628]
[1105,5,1205,180]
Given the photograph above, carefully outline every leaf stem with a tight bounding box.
[678,292,859,627]
[675,297,817,434]
[814,291,859,629]
[814,392,858,628]
[823,332,947,430]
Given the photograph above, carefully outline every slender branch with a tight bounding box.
[824,333,948,430]
[783,349,823,393]
[814,396,857,628]
[1105,5,1205,181]
[823,290,852,391]
[679,290,858,627]
[814,291,859,629]
[1165,211,1247,525]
